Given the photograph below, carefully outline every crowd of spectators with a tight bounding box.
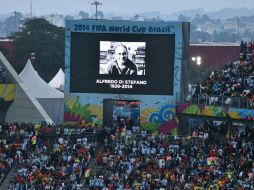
[0,121,100,190]
[0,119,254,189]
[193,41,254,107]
[88,122,254,190]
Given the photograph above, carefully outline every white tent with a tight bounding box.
[19,59,64,123]
[0,52,53,124]
[20,60,64,99]
[48,68,65,91]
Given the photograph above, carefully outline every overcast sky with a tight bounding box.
[1,0,254,15]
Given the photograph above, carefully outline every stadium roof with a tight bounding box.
[190,42,240,46]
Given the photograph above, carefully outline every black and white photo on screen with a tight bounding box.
[99,41,146,76]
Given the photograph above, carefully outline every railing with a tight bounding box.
[41,129,98,143]
[115,130,207,147]
[186,94,254,109]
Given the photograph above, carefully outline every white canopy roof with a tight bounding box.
[48,68,65,90]
[19,59,64,99]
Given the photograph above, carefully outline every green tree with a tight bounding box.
[11,18,65,82]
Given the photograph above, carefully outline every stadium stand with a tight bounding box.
[190,41,254,109]
[0,122,99,190]
[87,122,254,189]
[1,42,254,189]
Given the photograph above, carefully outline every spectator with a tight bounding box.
[191,41,254,108]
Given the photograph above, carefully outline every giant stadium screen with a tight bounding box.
[70,32,175,95]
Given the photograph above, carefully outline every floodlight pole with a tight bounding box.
[91,1,102,20]
[30,0,33,18]
[30,52,36,62]
[191,56,202,82]
[14,11,17,32]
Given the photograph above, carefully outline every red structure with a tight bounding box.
[190,42,240,70]
[0,39,14,60]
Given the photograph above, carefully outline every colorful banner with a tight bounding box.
[178,103,254,121]
[0,84,16,101]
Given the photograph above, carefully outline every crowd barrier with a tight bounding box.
[115,130,206,147]
[41,129,98,143]
[188,94,254,109]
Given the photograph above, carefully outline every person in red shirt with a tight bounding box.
[124,181,131,189]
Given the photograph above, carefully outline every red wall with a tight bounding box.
[0,40,14,59]
[190,45,240,70]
